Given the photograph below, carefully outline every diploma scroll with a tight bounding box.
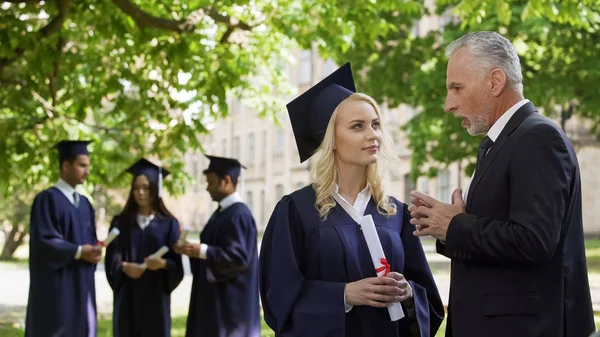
[140,246,169,269]
[359,215,405,321]
[98,228,120,247]
[178,226,191,245]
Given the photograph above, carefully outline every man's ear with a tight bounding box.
[490,68,507,97]
[223,175,232,188]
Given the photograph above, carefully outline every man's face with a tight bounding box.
[205,172,227,202]
[444,47,493,136]
[62,155,90,185]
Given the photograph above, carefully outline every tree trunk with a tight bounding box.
[0,223,28,260]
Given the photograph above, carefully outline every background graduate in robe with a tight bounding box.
[105,158,184,337]
[174,155,260,337]
[259,63,444,337]
[25,140,101,337]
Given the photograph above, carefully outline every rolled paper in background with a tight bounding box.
[359,215,404,321]
[140,245,169,269]
[98,227,120,247]
[178,226,191,244]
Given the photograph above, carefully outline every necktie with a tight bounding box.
[73,192,80,208]
[476,136,494,171]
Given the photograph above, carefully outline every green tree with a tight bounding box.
[337,0,600,179]
[0,0,426,257]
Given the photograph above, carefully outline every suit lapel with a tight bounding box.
[466,102,538,211]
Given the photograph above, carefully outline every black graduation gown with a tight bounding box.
[185,202,261,337]
[259,186,444,337]
[105,216,184,337]
[25,187,98,337]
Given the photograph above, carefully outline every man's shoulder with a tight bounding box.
[517,113,565,138]
[227,202,254,218]
[34,187,59,201]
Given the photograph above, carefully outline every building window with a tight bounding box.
[234,136,240,159]
[299,50,312,85]
[275,129,284,155]
[246,191,253,214]
[248,133,255,166]
[275,184,284,200]
[221,139,227,156]
[419,178,429,195]
[260,190,265,226]
[437,169,451,203]
[322,59,337,78]
[262,130,267,163]
[404,174,416,205]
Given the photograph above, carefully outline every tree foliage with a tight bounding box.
[326,0,600,178]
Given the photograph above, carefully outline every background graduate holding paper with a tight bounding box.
[25,140,100,337]
[259,63,444,337]
[105,158,184,337]
[175,155,260,337]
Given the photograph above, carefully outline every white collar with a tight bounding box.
[487,99,529,142]
[333,184,372,218]
[137,213,155,230]
[219,192,243,211]
[54,179,77,204]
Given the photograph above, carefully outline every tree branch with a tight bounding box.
[49,36,65,105]
[0,0,70,74]
[111,0,253,37]
[39,0,70,37]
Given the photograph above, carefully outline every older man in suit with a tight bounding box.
[410,31,594,337]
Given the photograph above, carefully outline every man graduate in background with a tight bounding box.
[175,155,260,337]
[25,140,101,337]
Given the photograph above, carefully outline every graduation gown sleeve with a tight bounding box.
[29,191,79,270]
[161,218,184,293]
[259,196,346,337]
[105,217,125,292]
[205,211,258,283]
[398,203,444,337]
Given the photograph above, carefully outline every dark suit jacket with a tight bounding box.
[437,102,595,337]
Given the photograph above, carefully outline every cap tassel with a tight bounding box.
[158,166,163,199]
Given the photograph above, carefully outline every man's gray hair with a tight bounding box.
[445,31,523,94]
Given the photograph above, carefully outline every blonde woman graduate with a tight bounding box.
[259,63,444,337]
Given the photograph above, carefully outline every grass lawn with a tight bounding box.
[586,238,600,273]
[3,238,600,336]
[7,312,600,337]
[0,315,443,337]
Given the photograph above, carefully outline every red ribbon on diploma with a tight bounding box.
[375,258,391,276]
[97,240,106,247]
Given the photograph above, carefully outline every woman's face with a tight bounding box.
[334,99,382,167]
[132,174,152,209]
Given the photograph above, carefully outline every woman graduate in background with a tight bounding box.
[105,158,184,337]
[259,63,444,337]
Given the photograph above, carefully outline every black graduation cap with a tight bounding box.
[53,140,92,161]
[204,155,246,178]
[286,62,356,163]
[125,158,170,183]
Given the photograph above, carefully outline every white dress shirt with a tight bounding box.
[333,184,372,313]
[137,214,155,231]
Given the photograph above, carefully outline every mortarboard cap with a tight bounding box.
[204,155,246,178]
[125,158,170,183]
[286,62,356,163]
[53,140,92,161]
[126,158,170,198]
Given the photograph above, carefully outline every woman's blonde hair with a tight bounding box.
[310,93,398,219]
